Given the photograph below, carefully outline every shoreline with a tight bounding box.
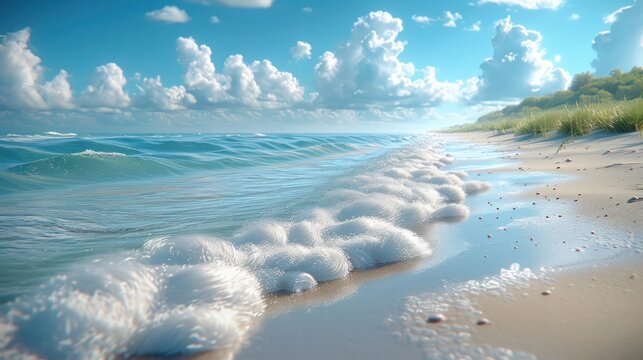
[441,130,643,359]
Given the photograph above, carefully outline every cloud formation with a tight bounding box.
[80,63,131,108]
[146,6,191,23]
[134,76,196,110]
[176,36,303,108]
[291,41,312,60]
[443,11,463,28]
[592,1,643,75]
[474,16,570,101]
[411,15,433,25]
[189,0,273,8]
[465,21,482,32]
[478,0,562,10]
[0,28,74,110]
[313,11,475,109]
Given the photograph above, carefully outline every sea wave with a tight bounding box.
[0,136,491,358]
[72,149,127,157]
[4,132,77,142]
[0,134,405,191]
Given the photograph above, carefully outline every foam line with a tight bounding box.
[1,135,490,358]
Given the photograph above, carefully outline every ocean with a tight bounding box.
[0,132,489,358]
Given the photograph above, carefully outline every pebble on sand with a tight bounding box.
[541,290,552,295]
[590,230,596,235]
[477,318,491,326]
[564,158,572,162]
[627,196,642,203]
[487,234,493,239]
[427,314,446,324]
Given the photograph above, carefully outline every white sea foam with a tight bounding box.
[1,135,491,358]
[45,131,77,137]
[72,149,127,157]
[4,132,76,142]
[389,264,548,359]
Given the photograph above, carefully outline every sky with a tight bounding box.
[0,0,641,133]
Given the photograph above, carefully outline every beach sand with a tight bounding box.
[189,131,642,360]
[447,131,643,359]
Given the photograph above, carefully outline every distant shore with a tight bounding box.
[446,130,643,359]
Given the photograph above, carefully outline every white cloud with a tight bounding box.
[313,11,474,109]
[176,36,304,108]
[569,13,580,21]
[444,11,463,28]
[302,7,313,13]
[593,1,643,75]
[477,0,562,10]
[134,76,196,110]
[465,21,482,32]
[0,28,74,110]
[176,36,228,103]
[603,5,631,24]
[554,54,561,63]
[475,16,571,101]
[40,70,74,109]
[290,41,312,60]
[80,63,131,108]
[146,6,190,23]
[210,16,221,24]
[189,0,273,8]
[411,15,433,25]
[249,59,305,105]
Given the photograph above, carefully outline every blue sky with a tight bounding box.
[1,0,641,133]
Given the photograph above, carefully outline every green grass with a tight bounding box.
[445,98,643,137]
[515,111,564,136]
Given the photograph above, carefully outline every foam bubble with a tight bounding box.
[233,221,290,245]
[1,259,158,359]
[431,204,471,222]
[463,181,492,195]
[436,185,467,204]
[72,149,126,157]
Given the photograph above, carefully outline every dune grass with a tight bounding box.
[446,98,643,137]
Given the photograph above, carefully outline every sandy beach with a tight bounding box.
[441,131,643,360]
[234,131,643,360]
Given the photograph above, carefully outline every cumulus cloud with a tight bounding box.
[176,36,303,108]
[189,0,273,8]
[465,21,482,32]
[40,70,74,109]
[302,7,312,13]
[592,1,643,75]
[569,13,580,21]
[443,11,463,28]
[474,16,570,101]
[313,11,475,109]
[0,28,74,109]
[210,16,220,24]
[291,41,312,60]
[146,6,190,23]
[134,76,196,110]
[411,15,433,25]
[478,0,562,9]
[80,63,131,108]
[176,36,228,103]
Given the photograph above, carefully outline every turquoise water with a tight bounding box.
[0,133,413,303]
[1,132,498,358]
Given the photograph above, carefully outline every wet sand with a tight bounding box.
[190,131,642,360]
[449,130,643,359]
